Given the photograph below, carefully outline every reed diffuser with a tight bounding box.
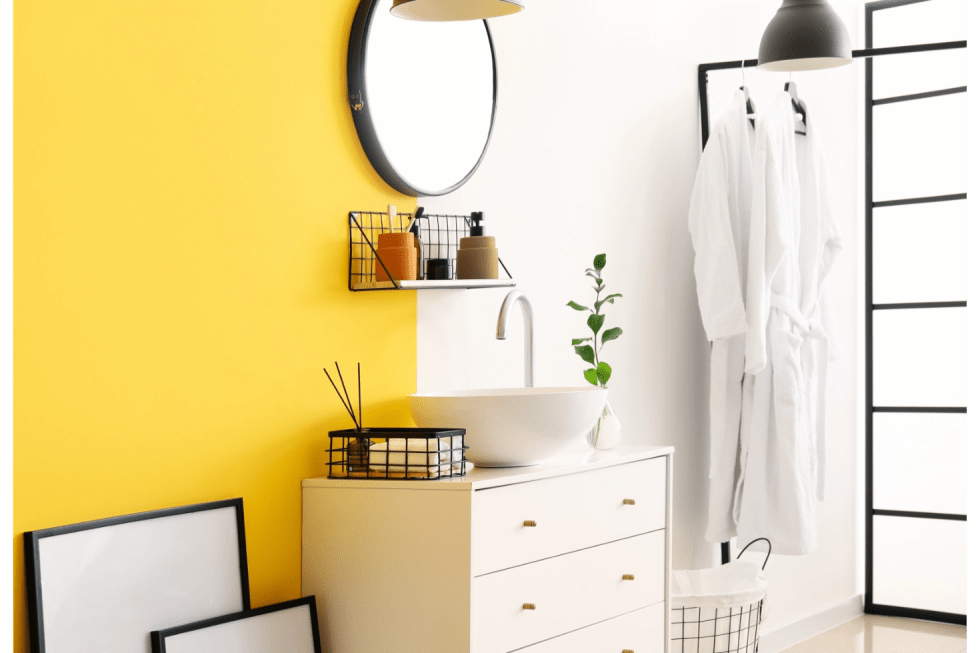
[323,362,370,473]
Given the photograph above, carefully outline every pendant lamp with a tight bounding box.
[758,0,852,71]
[391,0,523,21]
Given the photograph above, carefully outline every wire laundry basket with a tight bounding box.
[671,538,771,653]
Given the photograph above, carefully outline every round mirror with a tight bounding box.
[348,0,497,197]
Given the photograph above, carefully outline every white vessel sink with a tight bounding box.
[408,387,609,467]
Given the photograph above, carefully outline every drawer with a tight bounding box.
[472,457,666,575]
[471,530,665,653]
[518,604,664,653]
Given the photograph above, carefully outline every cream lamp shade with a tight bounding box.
[391,0,523,21]
[758,0,852,71]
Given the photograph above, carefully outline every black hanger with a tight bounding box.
[741,61,756,130]
[741,86,757,130]
[785,81,807,136]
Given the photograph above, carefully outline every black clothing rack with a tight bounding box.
[695,23,966,581]
[698,39,965,150]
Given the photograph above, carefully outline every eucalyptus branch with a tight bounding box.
[566,254,622,388]
[594,281,602,365]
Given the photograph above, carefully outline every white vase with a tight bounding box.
[586,401,622,450]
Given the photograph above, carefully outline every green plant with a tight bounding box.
[567,253,622,388]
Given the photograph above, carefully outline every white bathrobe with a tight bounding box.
[688,90,755,544]
[737,93,842,555]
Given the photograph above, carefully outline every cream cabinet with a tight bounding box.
[302,445,673,653]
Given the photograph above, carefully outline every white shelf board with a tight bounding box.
[350,279,516,291]
[396,278,517,290]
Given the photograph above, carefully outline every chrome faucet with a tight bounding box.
[496,289,534,388]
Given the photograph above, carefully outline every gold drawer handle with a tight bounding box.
[523,603,536,610]
[623,650,635,653]
[623,498,636,505]
[523,520,537,527]
[622,574,635,581]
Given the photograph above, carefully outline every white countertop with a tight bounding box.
[302,444,673,491]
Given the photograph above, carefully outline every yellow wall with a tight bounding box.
[13,0,416,648]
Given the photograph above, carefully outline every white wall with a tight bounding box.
[416,0,864,639]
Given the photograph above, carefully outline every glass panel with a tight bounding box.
[872,0,968,49]
[873,93,968,203]
[872,200,969,304]
[873,307,967,407]
[873,515,966,614]
[872,48,967,100]
[873,413,966,515]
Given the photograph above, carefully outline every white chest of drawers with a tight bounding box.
[302,445,673,653]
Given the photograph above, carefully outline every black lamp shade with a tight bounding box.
[758,0,852,71]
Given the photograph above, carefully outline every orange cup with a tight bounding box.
[375,244,417,282]
[378,233,414,249]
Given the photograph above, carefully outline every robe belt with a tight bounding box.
[770,293,826,341]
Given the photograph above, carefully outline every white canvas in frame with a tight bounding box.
[152,597,320,653]
[24,499,250,653]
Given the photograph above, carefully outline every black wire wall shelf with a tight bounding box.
[348,209,516,291]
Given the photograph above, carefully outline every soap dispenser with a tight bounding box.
[456,212,499,280]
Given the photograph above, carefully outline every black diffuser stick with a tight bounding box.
[334,362,360,431]
[323,368,358,428]
[357,363,363,432]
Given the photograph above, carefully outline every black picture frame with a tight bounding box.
[24,498,251,653]
[150,596,321,653]
[347,0,498,197]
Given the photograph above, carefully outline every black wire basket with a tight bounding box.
[327,428,467,480]
[347,209,512,290]
[671,538,771,653]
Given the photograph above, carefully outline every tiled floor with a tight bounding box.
[781,614,967,653]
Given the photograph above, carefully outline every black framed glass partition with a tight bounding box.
[864,0,967,626]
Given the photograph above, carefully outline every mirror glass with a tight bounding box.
[350,0,496,197]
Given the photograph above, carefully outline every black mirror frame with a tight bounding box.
[347,0,498,197]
